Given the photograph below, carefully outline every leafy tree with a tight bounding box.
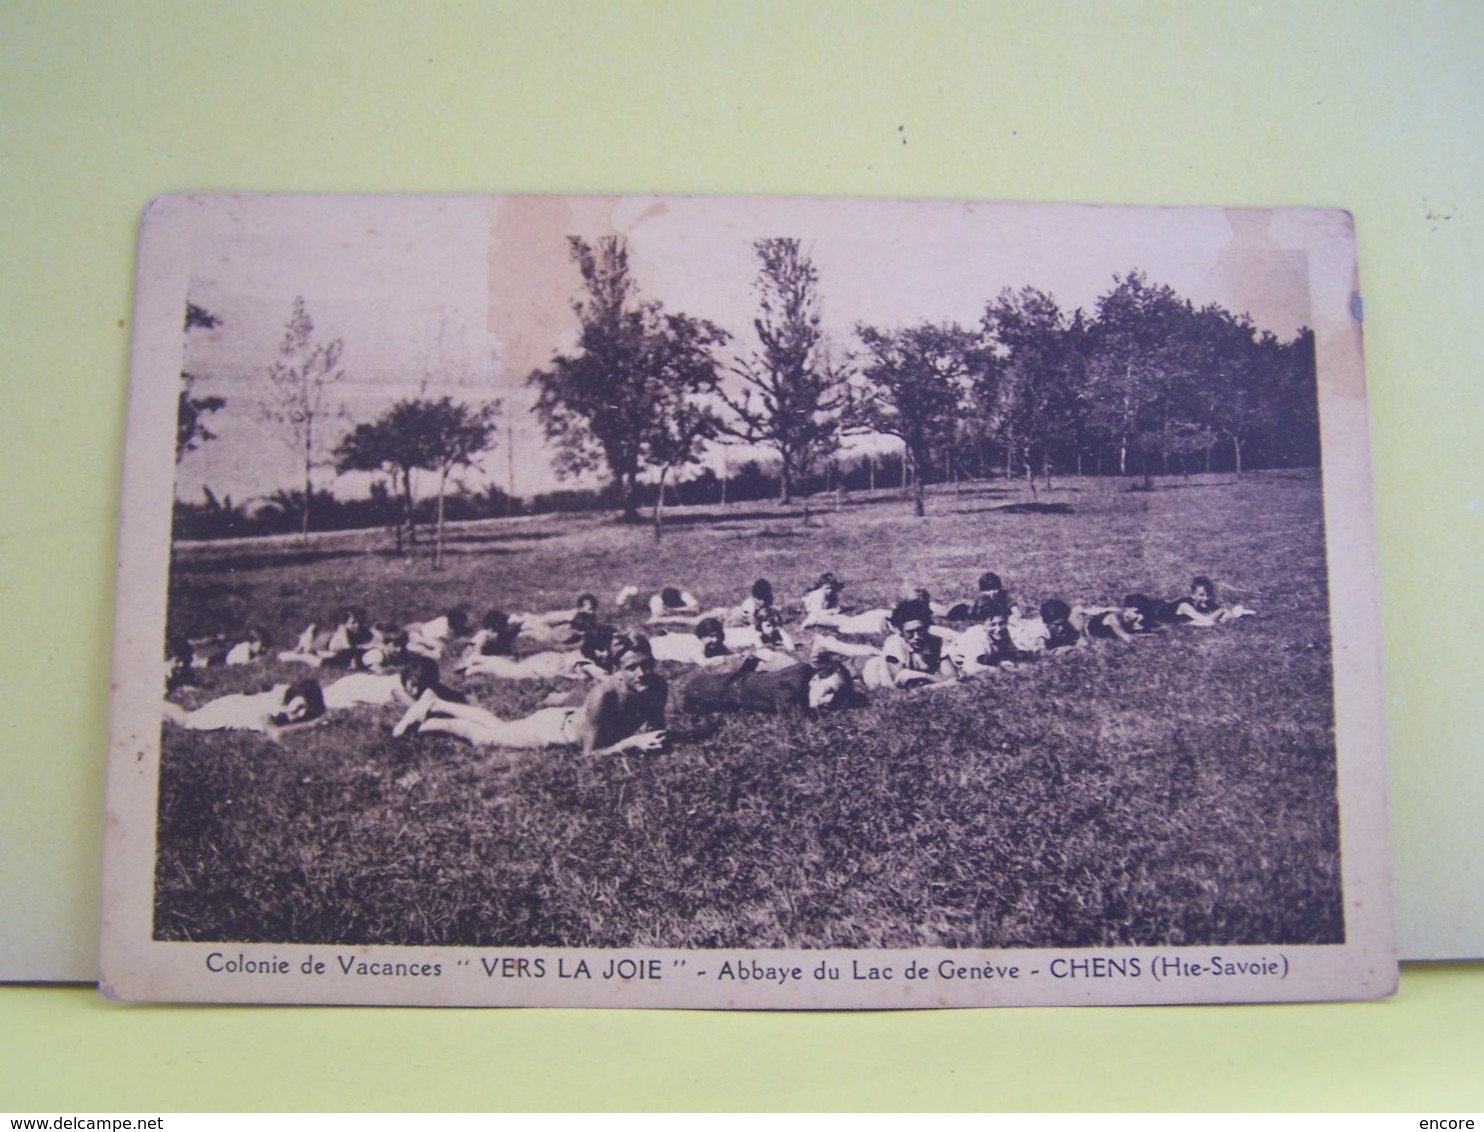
[719,239,854,508]
[177,302,226,462]
[982,287,1085,496]
[1182,304,1270,477]
[336,406,425,552]
[335,396,500,565]
[854,321,987,517]
[417,397,500,567]
[265,297,347,544]
[643,373,719,540]
[1254,326,1320,469]
[529,236,729,523]
[1085,272,1204,487]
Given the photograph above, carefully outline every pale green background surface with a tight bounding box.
[2,0,1480,1110]
[1,970,1481,1110]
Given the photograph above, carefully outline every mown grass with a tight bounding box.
[156,471,1341,948]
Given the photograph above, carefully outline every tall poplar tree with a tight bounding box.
[265,297,347,544]
[719,239,853,506]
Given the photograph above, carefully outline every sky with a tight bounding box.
[173,194,1324,507]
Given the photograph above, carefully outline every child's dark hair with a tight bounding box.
[279,679,326,723]
[694,617,724,640]
[400,654,441,692]
[580,624,618,664]
[616,632,653,661]
[1123,593,1159,622]
[446,608,471,635]
[576,593,599,610]
[1189,576,1217,612]
[810,657,849,681]
[165,635,194,689]
[751,578,774,603]
[375,622,408,646]
[979,595,1011,620]
[660,586,684,607]
[977,571,1003,593]
[479,610,519,656]
[812,572,843,592]
[890,598,934,629]
[1040,599,1071,624]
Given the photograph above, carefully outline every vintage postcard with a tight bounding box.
[101,194,1393,1006]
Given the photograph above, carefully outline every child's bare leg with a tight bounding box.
[460,655,522,677]
[391,688,439,737]
[414,717,494,746]
[421,708,567,749]
[276,651,323,667]
[810,633,878,660]
[419,698,505,727]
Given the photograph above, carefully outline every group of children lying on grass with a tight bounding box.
[161,573,1254,754]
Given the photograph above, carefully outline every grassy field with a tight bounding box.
[156,471,1341,949]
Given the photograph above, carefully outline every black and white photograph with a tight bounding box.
[101,194,1392,1007]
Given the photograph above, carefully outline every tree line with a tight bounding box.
[176,236,1319,552]
[176,298,502,565]
[170,452,930,544]
[529,236,1318,524]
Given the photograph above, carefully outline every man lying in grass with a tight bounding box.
[1075,594,1161,643]
[723,607,798,656]
[165,636,196,694]
[465,609,524,659]
[358,624,410,672]
[946,598,1031,675]
[323,655,466,711]
[512,592,601,644]
[1010,598,1086,654]
[277,607,374,669]
[941,571,1013,624]
[162,678,327,739]
[406,607,473,658]
[800,604,892,637]
[458,623,622,681]
[614,583,702,623]
[679,655,860,715]
[1165,575,1259,627]
[649,612,800,673]
[732,578,776,629]
[809,597,976,690]
[799,575,895,636]
[395,638,669,756]
[221,627,269,666]
[182,625,269,669]
[800,572,847,624]
[859,599,963,689]
[648,617,733,665]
